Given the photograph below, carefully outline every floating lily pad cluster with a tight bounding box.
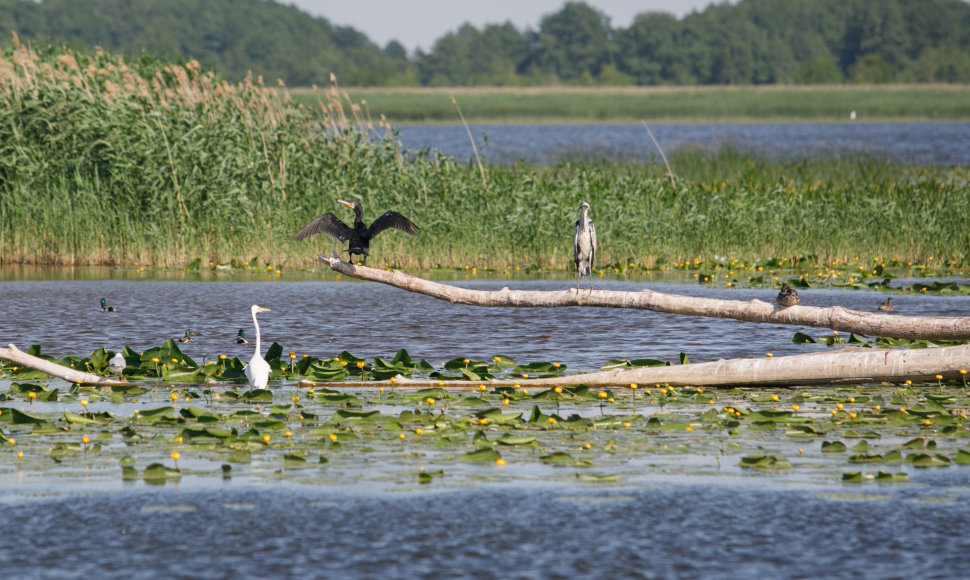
[0,344,575,385]
[792,331,970,349]
[2,373,969,487]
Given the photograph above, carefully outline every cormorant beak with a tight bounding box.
[337,199,353,208]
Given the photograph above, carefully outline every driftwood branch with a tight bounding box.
[318,255,970,341]
[0,343,124,386]
[301,343,970,389]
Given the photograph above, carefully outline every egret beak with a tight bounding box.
[257,307,271,313]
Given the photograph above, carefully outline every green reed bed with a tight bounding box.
[1,42,969,271]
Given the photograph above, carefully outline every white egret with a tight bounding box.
[573,201,597,295]
[295,199,418,265]
[245,305,272,389]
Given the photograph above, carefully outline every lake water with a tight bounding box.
[3,276,970,578]
[4,276,969,368]
[397,122,970,166]
[3,474,969,579]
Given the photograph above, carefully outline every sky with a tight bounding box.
[285,0,723,53]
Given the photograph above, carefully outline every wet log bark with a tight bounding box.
[0,343,124,386]
[317,254,970,341]
[305,344,970,389]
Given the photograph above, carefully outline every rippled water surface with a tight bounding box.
[4,276,970,367]
[2,476,969,579]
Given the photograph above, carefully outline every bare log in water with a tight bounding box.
[304,343,970,389]
[317,255,970,341]
[0,343,124,386]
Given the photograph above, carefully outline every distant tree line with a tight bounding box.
[1,0,968,86]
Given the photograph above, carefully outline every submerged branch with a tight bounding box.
[318,255,970,341]
[0,343,124,386]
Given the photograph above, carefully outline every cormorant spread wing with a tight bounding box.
[294,213,354,241]
[368,211,419,237]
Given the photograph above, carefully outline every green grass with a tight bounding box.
[301,85,970,124]
[1,42,969,272]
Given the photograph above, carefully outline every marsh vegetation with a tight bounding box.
[1,42,969,273]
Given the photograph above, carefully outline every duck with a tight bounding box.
[100,298,116,312]
[234,328,248,345]
[878,297,894,312]
[776,284,800,307]
[177,329,201,343]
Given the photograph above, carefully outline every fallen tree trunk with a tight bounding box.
[0,343,124,386]
[303,343,970,389]
[318,255,970,341]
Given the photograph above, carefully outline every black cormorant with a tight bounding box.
[295,199,418,265]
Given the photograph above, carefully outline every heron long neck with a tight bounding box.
[251,310,262,356]
[581,208,591,230]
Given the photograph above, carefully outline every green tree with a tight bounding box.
[794,58,844,84]
[534,2,614,82]
[615,13,681,85]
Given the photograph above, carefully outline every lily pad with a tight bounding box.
[461,448,501,463]
[142,463,181,480]
[739,455,791,471]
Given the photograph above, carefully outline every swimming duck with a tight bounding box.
[877,297,894,312]
[177,329,201,343]
[100,298,116,312]
[234,328,248,345]
[776,284,800,307]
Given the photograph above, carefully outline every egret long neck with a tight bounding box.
[251,310,262,356]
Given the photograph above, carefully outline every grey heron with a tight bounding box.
[573,201,597,294]
[295,199,418,265]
